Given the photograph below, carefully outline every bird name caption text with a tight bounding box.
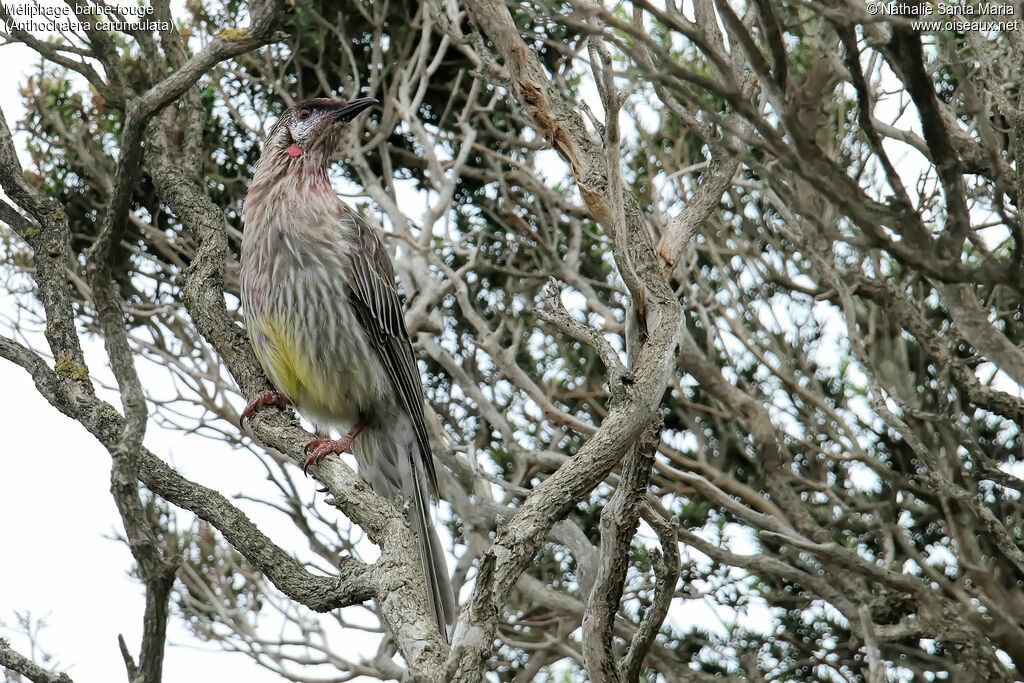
[1,2,169,33]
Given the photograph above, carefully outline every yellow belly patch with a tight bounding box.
[250,313,362,425]
[252,314,314,402]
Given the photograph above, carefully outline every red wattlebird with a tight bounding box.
[239,97,456,640]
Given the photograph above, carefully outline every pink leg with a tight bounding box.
[303,418,371,475]
[241,390,289,425]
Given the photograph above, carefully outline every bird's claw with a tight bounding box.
[302,435,357,476]
[302,418,371,476]
[241,390,289,425]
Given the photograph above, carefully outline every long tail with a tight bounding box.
[354,420,456,641]
[410,462,457,640]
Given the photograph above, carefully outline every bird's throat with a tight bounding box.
[244,157,335,224]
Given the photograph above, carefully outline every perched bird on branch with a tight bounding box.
[239,97,456,639]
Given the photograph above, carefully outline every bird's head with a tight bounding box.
[263,97,378,165]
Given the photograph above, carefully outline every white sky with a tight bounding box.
[0,361,287,682]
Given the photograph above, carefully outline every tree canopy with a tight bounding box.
[1,0,1023,681]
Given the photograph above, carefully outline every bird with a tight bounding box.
[238,96,456,640]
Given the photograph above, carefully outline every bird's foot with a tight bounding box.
[241,390,289,425]
[303,419,370,475]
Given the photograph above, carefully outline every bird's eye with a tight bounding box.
[297,109,311,120]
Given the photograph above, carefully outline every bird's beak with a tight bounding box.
[333,97,379,123]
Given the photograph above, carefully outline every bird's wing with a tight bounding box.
[341,209,439,494]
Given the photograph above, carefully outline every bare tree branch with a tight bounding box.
[582,421,658,682]
[0,639,72,683]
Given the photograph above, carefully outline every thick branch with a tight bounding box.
[621,502,680,682]
[582,421,658,683]
[0,640,73,683]
[0,109,92,376]
[886,28,971,259]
